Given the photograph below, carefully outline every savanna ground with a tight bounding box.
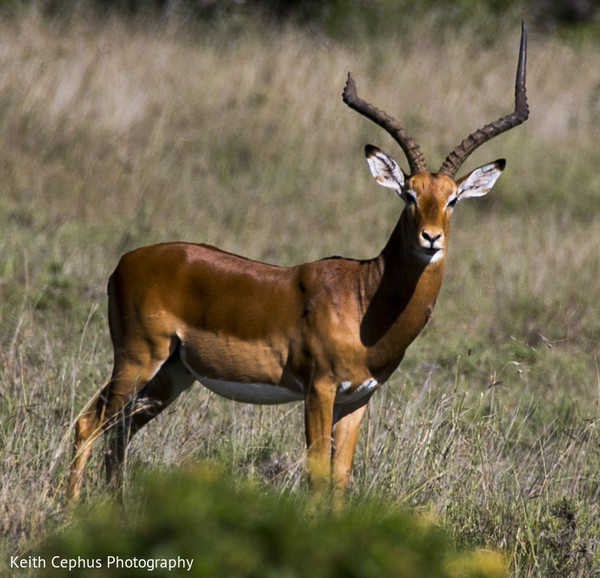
[1,1,600,576]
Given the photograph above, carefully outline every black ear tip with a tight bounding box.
[365,144,379,157]
[496,159,507,170]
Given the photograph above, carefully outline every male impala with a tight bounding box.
[68,25,529,503]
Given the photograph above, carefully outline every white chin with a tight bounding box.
[418,248,444,263]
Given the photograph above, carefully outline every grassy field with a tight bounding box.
[1,5,600,576]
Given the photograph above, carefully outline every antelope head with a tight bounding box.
[343,22,529,262]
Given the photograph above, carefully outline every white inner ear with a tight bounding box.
[366,147,405,190]
[457,160,505,199]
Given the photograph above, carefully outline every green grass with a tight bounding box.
[1,6,600,577]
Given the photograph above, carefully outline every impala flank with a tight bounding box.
[68,25,529,503]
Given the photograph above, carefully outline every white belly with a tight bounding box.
[179,346,378,406]
[199,376,304,405]
[199,377,379,406]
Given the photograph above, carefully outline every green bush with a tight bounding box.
[32,464,507,578]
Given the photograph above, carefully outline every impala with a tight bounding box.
[67,24,529,503]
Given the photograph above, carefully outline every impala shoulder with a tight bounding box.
[294,257,362,300]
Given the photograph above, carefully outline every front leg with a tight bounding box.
[331,398,370,507]
[304,378,337,497]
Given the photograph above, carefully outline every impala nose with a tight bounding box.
[421,230,442,249]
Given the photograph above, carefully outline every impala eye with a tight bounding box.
[404,190,417,205]
[447,196,459,209]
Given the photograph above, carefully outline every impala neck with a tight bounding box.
[359,209,447,380]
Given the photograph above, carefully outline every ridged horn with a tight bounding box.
[342,73,428,175]
[438,21,529,178]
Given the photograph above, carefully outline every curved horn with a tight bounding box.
[342,73,428,175]
[438,21,529,178]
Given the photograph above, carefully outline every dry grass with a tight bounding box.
[1,6,600,576]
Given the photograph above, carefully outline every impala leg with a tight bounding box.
[67,352,167,502]
[304,379,336,497]
[105,352,195,494]
[68,383,131,502]
[331,399,370,509]
[67,398,106,502]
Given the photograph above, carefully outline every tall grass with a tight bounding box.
[1,6,600,576]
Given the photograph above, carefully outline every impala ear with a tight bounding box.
[365,144,405,191]
[456,159,506,199]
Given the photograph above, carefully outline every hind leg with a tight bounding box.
[67,344,170,502]
[105,351,196,496]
